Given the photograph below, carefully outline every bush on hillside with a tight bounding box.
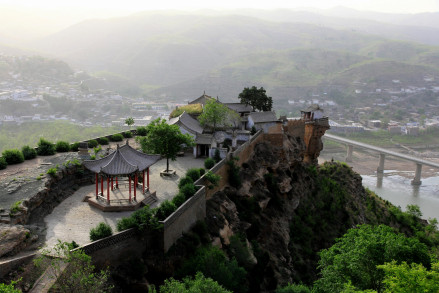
[87,139,98,148]
[22,145,37,160]
[90,222,113,242]
[205,171,221,189]
[98,137,109,145]
[186,168,201,182]
[199,168,206,176]
[2,149,24,164]
[110,134,124,142]
[172,193,186,207]
[0,157,7,170]
[136,126,148,136]
[180,183,197,199]
[55,141,70,152]
[37,138,55,156]
[214,148,222,163]
[204,157,215,169]
[178,176,194,189]
[156,200,177,221]
[123,131,133,138]
[70,142,80,152]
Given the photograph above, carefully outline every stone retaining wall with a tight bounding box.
[160,186,206,252]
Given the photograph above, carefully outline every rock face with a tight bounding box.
[205,132,389,291]
[0,224,35,258]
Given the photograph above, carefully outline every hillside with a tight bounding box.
[29,11,439,101]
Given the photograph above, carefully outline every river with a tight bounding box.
[362,171,439,220]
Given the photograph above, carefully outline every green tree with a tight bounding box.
[160,272,232,293]
[378,260,439,293]
[238,86,273,111]
[125,117,135,128]
[177,246,247,293]
[137,118,194,172]
[314,224,430,293]
[198,99,232,131]
[33,241,112,293]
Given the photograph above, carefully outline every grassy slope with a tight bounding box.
[0,121,124,153]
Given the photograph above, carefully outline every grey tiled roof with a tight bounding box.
[195,134,213,145]
[169,112,204,134]
[224,103,253,113]
[248,111,278,123]
[83,143,161,175]
[188,93,214,105]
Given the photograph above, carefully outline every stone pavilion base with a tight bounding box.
[86,189,157,212]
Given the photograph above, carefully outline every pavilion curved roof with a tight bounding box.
[83,142,161,176]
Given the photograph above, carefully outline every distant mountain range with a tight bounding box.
[3,8,439,102]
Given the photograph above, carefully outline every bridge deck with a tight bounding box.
[324,133,439,169]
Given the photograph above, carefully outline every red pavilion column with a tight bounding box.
[95,173,98,197]
[111,177,114,191]
[100,175,103,196]
[116,177,118,188]
[142,170,145,194]
[147,167,150,190]
[107,177,110,203]
[134,173,137,200]
[128,175,131,202]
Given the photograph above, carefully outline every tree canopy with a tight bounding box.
[137,118,194,172]
[314,224,430,293]
[238,86,273,112]
[125,117,135,127]
[198,99,238,131]
[159,272,232,293]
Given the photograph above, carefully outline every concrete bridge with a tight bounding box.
[324,133,439,185]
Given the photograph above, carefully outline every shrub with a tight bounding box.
[22,145,37,160]
[177,246,247,293]
[116,217,137,232]
[98,137,109,145]
[156,200,177,221]
[186,168,201,181]
[199,168,206,176]
[180,183,197,198]
[90,222,113,241]
[70,142,80,152]
[205,171,221,189]
[178,176,194,189]
[214,148,222,163]
[90,155,96,160]
[37,138,55,156]
[46,167,58,176]
[10,200,22,215]
[251,126,257,135]
[276,283,311,293]
[111,133,124,142]
[88,139,98,148]
[2,149,24,164]
[227,157,241,188]
[123,131,133,138]
[0,157,7,170]
[172,193,186,207]
[136,126,148,136]
[204,157,215,169]
[55,141,70,152]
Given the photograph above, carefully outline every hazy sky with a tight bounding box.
[1,0,438,14]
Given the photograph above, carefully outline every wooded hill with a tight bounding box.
[23,10,439,101]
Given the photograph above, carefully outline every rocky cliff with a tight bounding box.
[204,132,417,291]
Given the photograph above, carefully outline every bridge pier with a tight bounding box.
[411,163,422,186]
[377,153,385,173]
[345,144,353,162]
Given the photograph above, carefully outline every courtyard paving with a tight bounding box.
[43,155,205,248]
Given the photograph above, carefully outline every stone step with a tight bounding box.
[143,195,157,206]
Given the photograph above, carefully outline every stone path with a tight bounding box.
[43,155,204,248]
